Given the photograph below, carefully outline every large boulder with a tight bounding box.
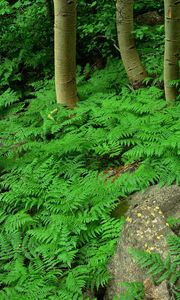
[105,185,180,300]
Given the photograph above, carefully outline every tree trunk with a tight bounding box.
[164,0,180,103]
[116,0,147,86]
[53,0,78,107]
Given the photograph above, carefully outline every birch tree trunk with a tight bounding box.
[54,0,78,107]
[116,0,147,87]
[164,0,180,103]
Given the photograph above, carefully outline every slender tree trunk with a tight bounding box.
[116,0,147,86]
[164,0,180,103]
[53,0,78,107]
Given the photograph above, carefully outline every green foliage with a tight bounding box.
[167,217,180,229]
[115,282,144,300]
[0,0,165,95]
[135,24,164,54]
[77,0,164,59]
[128,234,180,299]
[0,73,126,298]
[134,0,163,11]
[0,0,53,94]
[0,0,178,298]
[77,0,116,58]
[0,57,180,298]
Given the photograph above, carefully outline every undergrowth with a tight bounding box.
[0,59,180,299]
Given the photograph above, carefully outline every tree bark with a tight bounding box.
[53,0,78,107]
[164,0,180,103]
[116,0,147,86]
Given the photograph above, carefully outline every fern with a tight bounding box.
[128,234,180,299]
[167,217,180,229]
[0,89,19,109]
[115,282,144,300]
[1,58,180,298]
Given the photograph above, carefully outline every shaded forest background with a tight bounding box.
[0,0,180,299]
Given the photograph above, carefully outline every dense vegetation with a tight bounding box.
[0,0,179,299]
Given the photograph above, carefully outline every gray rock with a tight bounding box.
[105,185,180,300]
[128,184,180,219]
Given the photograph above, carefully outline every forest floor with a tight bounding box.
[0,56,180,299]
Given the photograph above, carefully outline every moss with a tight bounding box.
[111,199,130,219]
